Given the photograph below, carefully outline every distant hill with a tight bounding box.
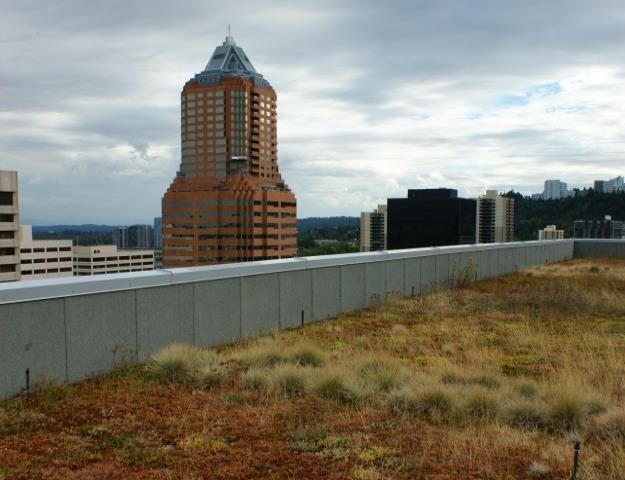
[32,224,118,233]
[297,217,359,232]
[505,190,625,240]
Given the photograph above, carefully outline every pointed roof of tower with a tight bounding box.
[193,33,271,88]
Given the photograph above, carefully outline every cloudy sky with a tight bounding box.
[2,0,625,224]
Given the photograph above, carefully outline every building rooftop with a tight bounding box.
[192,35,271,88]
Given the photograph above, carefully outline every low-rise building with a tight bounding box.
[0,170,20,282]
[538,225,564,240]
[19,225,73,279]
[73,245,155,276]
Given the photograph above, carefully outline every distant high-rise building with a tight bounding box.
[387,189,476,249]
[594,180,606,193]
[543,180,570,200]
[112,227,128,248]
[604,175,624,193]
[19,225,73,279]
[128,224,153,249]
[0,170,20,282]
[153,217,163,250]
[476,190,515,243]
[162,34,297,267]
[538,225,564,240]
[73,245,154,275]
[360,205,387,252]
[574,216,624,239]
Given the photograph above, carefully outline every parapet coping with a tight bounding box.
[0,239,578,304]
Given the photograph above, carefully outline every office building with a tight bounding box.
[19,225,73,279]
[162,34,297,267]
[476,190,514,243]
[543,180,570,200]
[112,227,128,248]
[153,217,163,249]
[604,176,624,194]
[594,180,606,193]
[538,225,564,241]
[128,224,153,248]
[73,245,155,276]
[0,170,20,282]
[360,205,387,252]
[573,216,624,239]
[387,189,476,249]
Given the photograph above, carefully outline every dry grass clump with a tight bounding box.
[269,364,311,397]
[461,387,500,421]
[355,355,409,393]
[288,345,327,368]
[503,399,548,430]
[235,344,285,368]
[145,344,224,388]
[587,408,625,442]
[241,367,267,390]
[313,369,366,405]
[388,385,454,421]
[440,371,502,390]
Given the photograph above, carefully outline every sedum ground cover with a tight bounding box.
[1,258,625,479]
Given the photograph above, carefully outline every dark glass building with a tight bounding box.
[573,218,623,239]
[387,189,476,249]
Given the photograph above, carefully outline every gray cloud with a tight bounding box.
[1,0,625,222]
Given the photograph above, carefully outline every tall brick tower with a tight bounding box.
[162,34,297,267]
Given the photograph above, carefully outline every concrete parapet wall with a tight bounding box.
[3,238,617,399]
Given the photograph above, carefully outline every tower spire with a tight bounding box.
[224,24,235,45]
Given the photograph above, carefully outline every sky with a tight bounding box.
[2,0,625,224]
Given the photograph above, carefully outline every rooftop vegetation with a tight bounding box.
[1,259,625,479]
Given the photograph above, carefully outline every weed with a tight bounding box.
[353,466,380,480]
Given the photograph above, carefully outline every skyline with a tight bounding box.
[3,1,625,224]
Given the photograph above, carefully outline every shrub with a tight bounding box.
[288,345,327,368]
[356,356,408,392]
[504,400,547,430]
[462,388,500,421]
[270,364,310,396]
[314,370,364,405]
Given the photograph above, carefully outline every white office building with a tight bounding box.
[538,225,564,240]
[0,170,20,282]
[543,180,571,200]
[73,245,155,275]
[19,225,73,279]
